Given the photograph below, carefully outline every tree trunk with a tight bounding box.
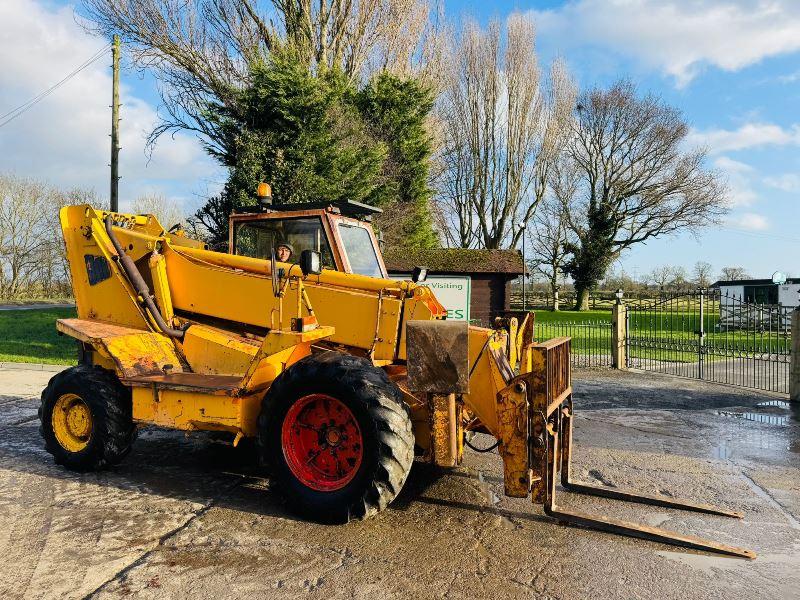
[551,275,559,311]
[574,286,590,311]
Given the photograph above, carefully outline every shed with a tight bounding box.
[383,248,525,325]
[712,278,800,308]
[711,277,798,332]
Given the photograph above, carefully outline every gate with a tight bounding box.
[626,289,792,394]
[535,318,612,368]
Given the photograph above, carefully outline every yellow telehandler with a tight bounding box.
[39,194,753,558]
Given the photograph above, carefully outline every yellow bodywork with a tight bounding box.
[57,204,538,476]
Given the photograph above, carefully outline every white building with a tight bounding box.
[712,278,799,331]
[713,278,800,308]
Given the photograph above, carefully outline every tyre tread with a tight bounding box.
[258,352,414,522]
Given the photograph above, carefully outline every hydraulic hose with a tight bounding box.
[104,214,187,339]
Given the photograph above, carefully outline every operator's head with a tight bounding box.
[276,242,293,262]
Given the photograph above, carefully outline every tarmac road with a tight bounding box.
[1,366,798,599]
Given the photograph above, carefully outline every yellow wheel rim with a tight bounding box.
[52,393,93,452]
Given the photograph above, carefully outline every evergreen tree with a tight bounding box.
[192,53,438,251]
[211,53,386,209]
[357,73,438,249]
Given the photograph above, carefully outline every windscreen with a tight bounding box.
[337,222,383,277]
[234,217,335,268]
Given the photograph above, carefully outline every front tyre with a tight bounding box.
[258,353,414,523]
[39,365,137,471]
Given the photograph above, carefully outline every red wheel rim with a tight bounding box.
[281,394,364,492]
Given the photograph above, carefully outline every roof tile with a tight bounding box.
[384,247,525,275]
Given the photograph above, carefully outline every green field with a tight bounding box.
[532,308,791,362]
[533,310,613,359]
[0,307,77,365]
[0,306,789,366]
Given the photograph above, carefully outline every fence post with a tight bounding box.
[791,306,800,402]
[612,294,627,369]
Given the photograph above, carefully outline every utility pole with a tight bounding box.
[110,34,120,212]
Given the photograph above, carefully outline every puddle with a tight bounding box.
[712,442,732,460]
[656,551,750,575]
[717,411,790,426]
[755,400,790,410]
[658,544,800,574]
[716,399,797,428]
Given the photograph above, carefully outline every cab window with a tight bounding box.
[234,218,335,268]
[337,223,383,277]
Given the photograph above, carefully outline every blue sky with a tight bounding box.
[2,1,800,281]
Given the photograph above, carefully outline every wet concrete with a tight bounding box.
[1,367,799,599]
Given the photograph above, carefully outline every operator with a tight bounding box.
[275,242,294,262]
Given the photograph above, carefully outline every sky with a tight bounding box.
[1,1,799,282]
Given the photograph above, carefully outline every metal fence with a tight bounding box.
[526,289,794,395]
[535,318,613,368]
[626,289,792,394]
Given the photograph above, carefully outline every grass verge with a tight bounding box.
[0,307,77,365]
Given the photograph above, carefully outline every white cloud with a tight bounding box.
[713,156,753,174]
[763,173,800,192]
[711,156,757,207]
[531,1,800,86]
[687,122,800,154]
[777,70,800,83]
[0,0,222,211]
[727,212,769,230]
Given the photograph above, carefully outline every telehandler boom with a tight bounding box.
[40,202,753,558]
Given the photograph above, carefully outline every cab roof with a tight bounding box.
[233,199,382,221]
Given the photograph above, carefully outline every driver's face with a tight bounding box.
[277,246,291,262]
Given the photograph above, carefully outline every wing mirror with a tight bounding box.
[411,266,428,283]
[299,249,322,276]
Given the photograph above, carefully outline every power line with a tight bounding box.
[0,43,111,129]
[719,226,800,244]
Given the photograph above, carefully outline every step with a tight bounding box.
[122,372,243,395]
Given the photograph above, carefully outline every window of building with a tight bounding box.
[743,285,778,305]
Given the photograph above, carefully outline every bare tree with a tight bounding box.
[131,194,186,229]
[81,0,442,153]
[647,265,688,292]
[436,14,576,249]
[648,265,675,289]
[693,261,713,287]
[0,175,99,299]
[720,266,750,281]
[670,266,688,290]
[527,158,578,310]
[561,81,728,310]
[528,198,569,310]
[0,175,49,298]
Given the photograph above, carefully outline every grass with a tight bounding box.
[0,307,77,365]
[531,309,791,362]
[532,309,611,323]
[0,305,788,366]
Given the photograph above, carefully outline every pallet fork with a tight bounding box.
[505,338,755,559]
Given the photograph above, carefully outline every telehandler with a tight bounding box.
[40,192,753,558]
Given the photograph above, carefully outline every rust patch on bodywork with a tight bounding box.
[57,318,183,378]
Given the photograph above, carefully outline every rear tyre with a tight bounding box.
[39,365,137,471]
[258,352,414,523]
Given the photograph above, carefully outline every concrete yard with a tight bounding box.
[1,366,798,599]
